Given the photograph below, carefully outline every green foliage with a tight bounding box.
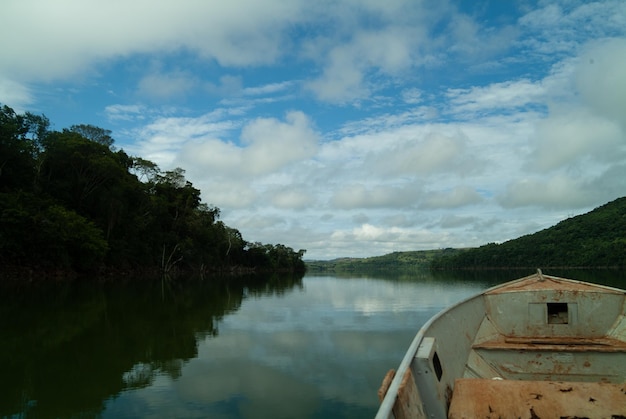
[68,124,114,148]
[0,104,306,277]
[0,192,107,270]
[0,105,46,191]
[430,197,626,269]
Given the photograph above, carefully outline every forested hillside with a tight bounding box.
[0,105,306,278]
[431,197,626,269]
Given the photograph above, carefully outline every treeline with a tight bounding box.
[0,104,306,278]
[431,197,626,270]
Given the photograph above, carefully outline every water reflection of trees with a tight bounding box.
[0,273,303,419]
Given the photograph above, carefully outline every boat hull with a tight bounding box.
[376,271,626,419]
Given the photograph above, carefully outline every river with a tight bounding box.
[1,269,623,418]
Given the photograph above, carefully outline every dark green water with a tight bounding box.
[1,269,623,418]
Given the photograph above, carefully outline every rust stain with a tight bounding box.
[486,274,625,295]
[377,369,395,402]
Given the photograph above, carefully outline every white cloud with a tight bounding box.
[306,46,368,103]
[0,78,33,110]
[131,110,241,166]
[268,186,315,210]
[180,138,243,175]
[437,214,479,229]
[243,81,294,96]
[131,110,318,185]
[302,2,446,103]
[199,179,258,210]
[367,130,480,177]
[0,0,304,82]
[240,111,320,175]
[421,186,484,209]
[576,37,626,128]
[330,184,420,210]
[528,108,624,172]
[499,174,596,210]
[518,2,626,56]
[522,37,626,174]
[447,79,546,116]
[328,223,453,255]
[104,104,146,121]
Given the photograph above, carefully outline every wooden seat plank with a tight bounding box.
[448,378,626,419]
[473,336,626,352]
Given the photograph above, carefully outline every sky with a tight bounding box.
[1,0,625,260]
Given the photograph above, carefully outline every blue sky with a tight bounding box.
[1,0,625,259]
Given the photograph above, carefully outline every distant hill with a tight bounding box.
[306,249,464,273]
[306,196,626,272]
[431,196,626,269]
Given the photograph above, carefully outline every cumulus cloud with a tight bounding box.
[437,214,479,229]
[132,111,239,166]
[528,108,624,172]
[499,174,596,210]
[199,179,258,210]
[421,186,484,209]
[303,2,442,103]
[180,138,243,175]
[330,184,421,209]
[368,131,479,177]
[305,46,368,103]
[268,186,315,210]
[328,223,452,254]
[523,38,626,174]
[576,38,626,128]
[239,111,319,175]
[0,0,303,81]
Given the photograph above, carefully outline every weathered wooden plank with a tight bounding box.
[448,378,626,419]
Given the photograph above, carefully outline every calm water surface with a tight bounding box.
[1,269,623,418]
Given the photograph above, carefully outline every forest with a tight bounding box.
[0,104,306,279]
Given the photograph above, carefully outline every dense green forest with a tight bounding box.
[430,197,626,269]
[0,104,306,278]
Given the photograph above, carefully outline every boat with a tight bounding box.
[376,270,626,419]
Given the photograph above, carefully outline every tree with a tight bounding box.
[0,193,107,271]
[0,105,37,191]
[68,124,114,149]
[40,131,126,213]
[131,157,160,183]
